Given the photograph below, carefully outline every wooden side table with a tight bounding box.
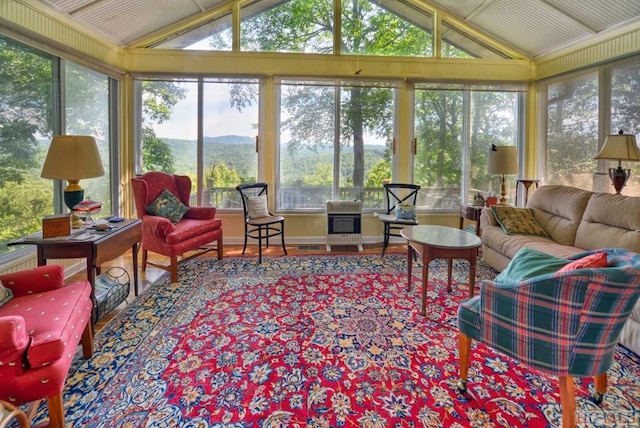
[459,203,484,237]
[9,219,141,325]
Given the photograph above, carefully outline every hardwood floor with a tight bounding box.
[71,243,405,333]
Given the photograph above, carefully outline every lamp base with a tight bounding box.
[64,188,85,229]
[609,166,630,195]
[499,174,509,205]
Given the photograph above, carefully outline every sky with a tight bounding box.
[153,82,258,140]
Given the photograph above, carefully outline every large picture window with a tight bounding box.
[0,37,54,257]
[414,84,523,209]
[139,77,260,207]
[277,79,395,210]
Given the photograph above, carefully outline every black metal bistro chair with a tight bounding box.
[236,183,287,263]
[377,183,420,256]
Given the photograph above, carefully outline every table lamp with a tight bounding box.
[488,144,518,205]
[41,135,104,228]
[594,130,640,194]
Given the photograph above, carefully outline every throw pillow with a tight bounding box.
[145,189,189,224]
[247,195,269,219]
[557,252,608,273]
[0,280,13,307]
[494,248,571,283]
[490,206,549,237]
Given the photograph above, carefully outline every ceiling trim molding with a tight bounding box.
[125,49,533,81]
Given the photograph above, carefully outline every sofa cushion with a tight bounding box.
[494,248,570,283]
[490,206,548,237]
[0,282,92,368]
[574,192,640,252]
[527,185,593,246]
[557,252,608,273]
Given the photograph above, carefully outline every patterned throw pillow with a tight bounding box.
[247,195,269,219]
[0,280,13,307]
[145,189,189,224]
[490,205,549,237]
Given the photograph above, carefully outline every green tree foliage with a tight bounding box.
[206,162,241,187]
[236,0,432,190]
[0,177,52,242]
[0,38,51,185]
[141,81,187,172]
[142,128,176,173]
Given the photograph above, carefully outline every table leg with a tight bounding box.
[468,250,478,298]
[406,244,413,292]
[132,242,140,296]
[447,259,453,292]
[421,258,429,316]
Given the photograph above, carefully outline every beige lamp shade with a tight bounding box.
[41,135,104,181]
[488,145,518,175]
[594,132,640,162]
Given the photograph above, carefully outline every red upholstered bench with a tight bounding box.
[0,264,94,428]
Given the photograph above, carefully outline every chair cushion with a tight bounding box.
[146,189,189,223]
[0,282,92,368]
[557,252,608,273]
[494,248,570,283]
[0,280,12,307]
[457,295,481,338]
[165,218,223,245]
[490,205,549,237]
[247,195,269,219]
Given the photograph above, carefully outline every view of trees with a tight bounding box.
[0,37,54,251]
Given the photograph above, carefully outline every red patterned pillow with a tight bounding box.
[557,252,608,273]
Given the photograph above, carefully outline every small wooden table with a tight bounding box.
[459,203,484,236]
[9,219,141,323]
[401,225,482,316]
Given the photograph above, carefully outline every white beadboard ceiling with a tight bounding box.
[36,0,640,58]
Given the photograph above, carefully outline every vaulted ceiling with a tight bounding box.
[36,0,640,59]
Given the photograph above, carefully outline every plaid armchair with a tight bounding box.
[457,248,640,428]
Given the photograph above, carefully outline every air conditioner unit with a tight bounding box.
[326,201,363,252]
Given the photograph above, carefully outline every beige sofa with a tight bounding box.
[480,185,640,356]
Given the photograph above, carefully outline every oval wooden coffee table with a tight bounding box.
[400,225,482,316]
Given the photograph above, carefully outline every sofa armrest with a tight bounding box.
[479,207,498,229]
[0,316,29,367]
[184,206,216,220]
[0,265,65,297]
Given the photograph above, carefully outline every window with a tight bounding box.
[242,0,334,53]
[65,62,112,213]
[414,84,523,209]
[610,59,640,196]
[545,72,599,190]
[0,37,55,257]
[341,0,432,56]
[278,79,395,210]
[139,77,260,207]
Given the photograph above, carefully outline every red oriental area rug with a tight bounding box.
[37,255,640,427]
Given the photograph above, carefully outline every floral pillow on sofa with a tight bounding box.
[490,206,549,237]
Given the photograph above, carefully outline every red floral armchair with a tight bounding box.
[131,171,223,282]
[0,265,94,428]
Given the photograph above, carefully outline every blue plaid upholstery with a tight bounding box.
[458,248,640,377]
